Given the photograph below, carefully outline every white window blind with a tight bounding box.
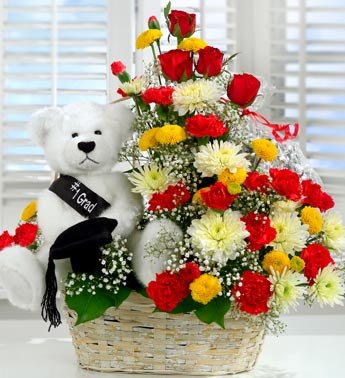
[268,0,345,212]
[0,0,109,229]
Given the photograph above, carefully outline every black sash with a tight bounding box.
[49,174,111,218]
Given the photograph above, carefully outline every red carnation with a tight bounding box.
[200,182,237,211]
[185,114,228,138]
[110,61,126,76]
[302,179,334,213]
[179,262,201,284]
[148,181,190,212]
[244,172,271,193]
[196,46,224,77]
[158,50,193,82]
[270,168,302,201]
[232,271,272,315]
[168,10,196,39]
[227,73,260,107]
[0,231,14,251]
[13,223,38,247]
[147,271,188,312]
[301,243,335,283]
[142,86,174,106]
[241,212,277,251]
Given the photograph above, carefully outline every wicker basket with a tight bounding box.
[63,292,265,375]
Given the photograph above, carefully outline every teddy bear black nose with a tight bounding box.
[78,141,96,153]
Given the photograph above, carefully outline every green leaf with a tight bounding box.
[169,294,203,314]
[164,1,171,19]
[195,296,231,328]
[66,286,131,326]
[136,286,149,298]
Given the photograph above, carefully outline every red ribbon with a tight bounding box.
[242,109,299,143]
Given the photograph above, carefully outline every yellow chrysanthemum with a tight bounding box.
[290,256,305,273]
[21,200,38,221]
[190,274,222,305]
[251,139,278,162]
[178,37,208,53]
[262,250,291,275]
[301,206,323,234]
[218,168,247,185]
[155,124,187,145]
[136,29,162,49]
[138,128,160,151]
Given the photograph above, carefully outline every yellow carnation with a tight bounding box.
[138,128,160,151]
[262,250,291,274]
[301,206,323,234]
[178,37,208,53]
[290,256,305,273]
[155,124,187,145]
[218,167,247,185]
[21,200,38,221]
[251,139,278,162]
[136,29,163,49]
[190,274,222,305]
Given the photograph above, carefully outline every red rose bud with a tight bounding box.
[168,10,196,40]
[117,88,128,98]
[301,243,335,283]
[185,114,228,138]
[200,182,237,211]
[227,73,261,107]
[196,46,224,77]
[148,15,160,29]
[0,231,14,251]
[13,223,38,247]
[158,50,193,82]
[110,60,131,83]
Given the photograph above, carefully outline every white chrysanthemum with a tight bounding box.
[187,209,249,265]
[309,266,344,307]
[273,200,299,214]
[194,140,250,177]
[128,164,173,196]
[322,212,345,254]
[172,79,222,116]
[121,76,147,95]
[269,211,309,255]
[269,269,307,313]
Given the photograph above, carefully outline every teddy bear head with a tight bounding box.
[28,102,134,176]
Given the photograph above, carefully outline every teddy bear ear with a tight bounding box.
[28,107,63,146]
[104,103,134,142]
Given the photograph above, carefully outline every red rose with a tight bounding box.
[232,271,272,315]
[270,168,302,201]
[148,181,190,212]
[200,182,237,211]
[179,262,201,284]
[302,180,334,212]
[158,50,193,82]
[13,223,38,247]
[227,73,260,107]
[196,46,224,77]
[301,243,335,283]
[147,271,188,312]
[0,231,14,251]
[241,212,277,251]
[244,172,271,193]
[142,86,174,106]
[168,10,196,39]
[110,61,126,76]
[185,114,228,138]
[148,15,160,30]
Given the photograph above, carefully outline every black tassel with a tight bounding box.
[41,258,62,331]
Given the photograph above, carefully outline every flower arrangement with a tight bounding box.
[2,3,344,335]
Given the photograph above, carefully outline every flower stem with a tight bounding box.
[151,44,162,86]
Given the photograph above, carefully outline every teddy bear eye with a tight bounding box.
[72,133,78,138]
[94,130,102,135]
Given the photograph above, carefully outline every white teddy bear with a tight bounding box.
[0,102,142,311]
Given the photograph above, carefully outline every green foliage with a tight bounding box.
[169,294,203,314]
[66,286,131,326]
[195,296,231,328]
